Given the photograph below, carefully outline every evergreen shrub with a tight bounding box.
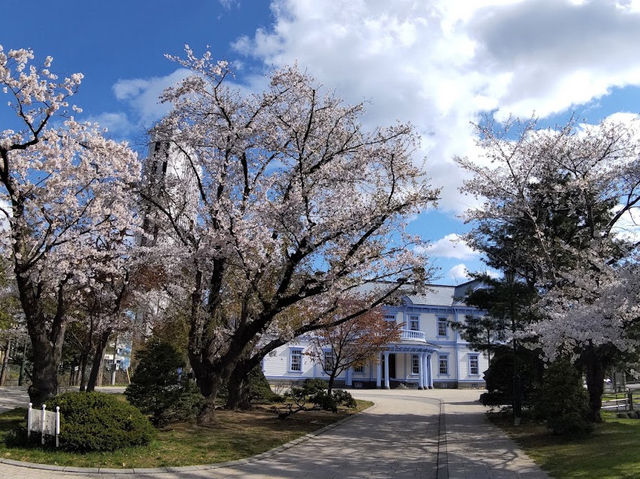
[534,359,593,435]
[47,392,154,452]
[125,341,204,426]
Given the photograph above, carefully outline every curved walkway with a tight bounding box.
[0,388,547,479]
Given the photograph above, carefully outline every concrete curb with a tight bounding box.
[0,403,375,475]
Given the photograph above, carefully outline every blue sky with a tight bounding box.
[4,0,640,284]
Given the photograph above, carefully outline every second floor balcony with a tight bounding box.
[400,329,426,343]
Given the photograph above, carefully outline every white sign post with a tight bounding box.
[27,403,60,447]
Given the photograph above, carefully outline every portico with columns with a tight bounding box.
[375,346,437,389]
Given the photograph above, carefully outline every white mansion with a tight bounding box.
[262,279,489,389]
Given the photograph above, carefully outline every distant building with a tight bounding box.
[262,280,488,389]
[139,140,199,246]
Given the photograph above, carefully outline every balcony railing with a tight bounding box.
[400,329,426,342]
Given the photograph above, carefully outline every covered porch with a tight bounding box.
[367,344,438,390]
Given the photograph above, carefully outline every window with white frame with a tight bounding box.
[439,354,449,375]
[384,314,396,322]
[289,348,303,372]
[411,354,420,375]
[323,350,335,373]
[409,315,420,331]
[437,318,448,337]
[469,354,479,375]
[354,364,364,373]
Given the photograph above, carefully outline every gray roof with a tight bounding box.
[353,279,484,308]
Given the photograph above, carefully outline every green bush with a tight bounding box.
[332,389,357,409]
[534,359,593,435]
[245,366,279,403]
[302,378,329,395]
[479,391,509,406]
[46,392,154,452]
[125,341,204,426]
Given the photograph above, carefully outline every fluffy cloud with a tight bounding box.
[112,69,192,127]
[422,233,477,259]
[87,112,136,138]
[612,205,640,242]
[232,0,640,212]
[447,263,471,283]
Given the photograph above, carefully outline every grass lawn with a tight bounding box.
[0,399,373,468]
[490,411,640,479]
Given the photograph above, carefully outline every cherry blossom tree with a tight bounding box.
[457,117,640,420]
[0,46,141,404]
[144,47,438,418]
[307,303,400,394]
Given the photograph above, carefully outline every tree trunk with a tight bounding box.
[28,330,63,406]
[86,330,111,392]
[0,339,11,386]
[327,373,336,396]
[583,349,605,422]
[196,374,224,424]
[78,349,89,391]
[225,372,251,410]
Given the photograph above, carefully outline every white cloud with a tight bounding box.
[232,0,640,213]
[448,263,471,283]
[218,0,239,9]
[112,69,192,127]
[422,233,477,259]
[87,112,136,137]
[612,205,640,242]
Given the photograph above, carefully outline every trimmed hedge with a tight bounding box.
[47,392,155,452]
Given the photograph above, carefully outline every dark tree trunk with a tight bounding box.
[78,350,89,391]
[86,329,111,392]
[225,372,251,410]
[327,373,337,395]
[79,317,95,391]
[28,328,64,406]
[0,339,11,386]
[583,348,605,423]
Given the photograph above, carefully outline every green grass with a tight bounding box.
[490,411,640,478]
[0,399,373,468]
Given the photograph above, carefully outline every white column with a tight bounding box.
[423,354,429,389]
[376,353,382,388]
[427,354,434,388]
[384,351,390,389]
[346,367,353,386]
[418,352,424,390]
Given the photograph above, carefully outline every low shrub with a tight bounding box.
[480,391,509,406]
[332,389,357,409]
[276,382,357,417]
[46,392,154,452]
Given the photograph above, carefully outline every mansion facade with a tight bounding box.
[262,280,489,389]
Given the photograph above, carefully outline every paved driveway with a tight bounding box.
[0,388,547,479]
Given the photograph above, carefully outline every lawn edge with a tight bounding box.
[0,402,376,475]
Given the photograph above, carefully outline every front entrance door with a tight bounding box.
[389,353,396,379]
[382,353,396,380]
